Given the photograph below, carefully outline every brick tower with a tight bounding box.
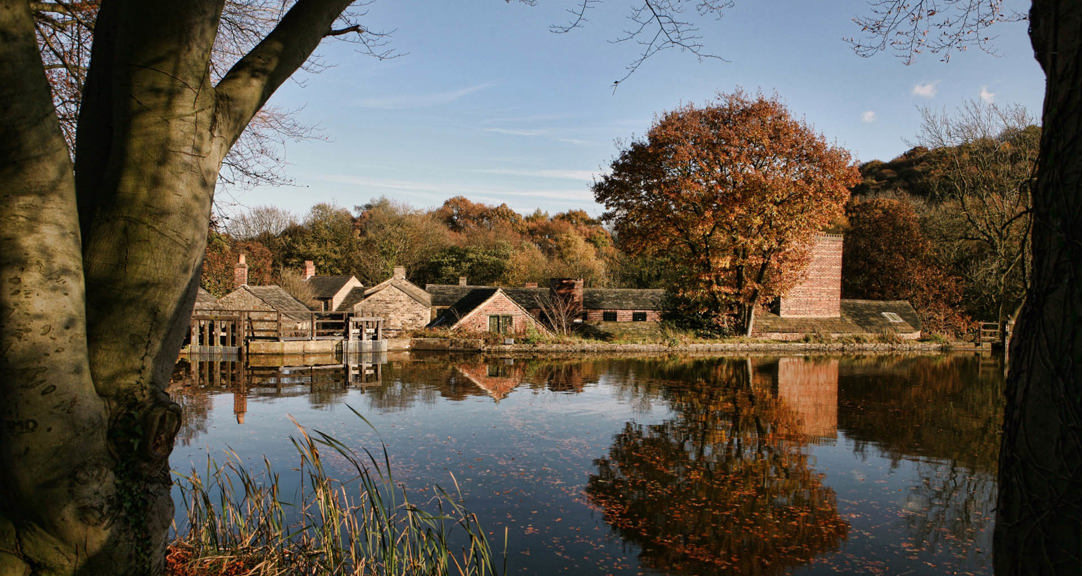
[779,234,843,318]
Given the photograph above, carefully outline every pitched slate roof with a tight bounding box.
[426,284,484,307]
[842,299,921,332]
[337,286,367,311]
[503,287,548,309]
[427,284,666,312]
[194,287,218,310]
[426,285,547,310]
[244,286,313,323]
[430,288,499,327]
[306,275,357,299]
[365,277,431,307]
[583,288,665,310]
[753,299,921,337]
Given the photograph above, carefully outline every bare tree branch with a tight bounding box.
[848,0,1026,64]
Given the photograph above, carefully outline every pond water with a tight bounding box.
[169,352,1004,575]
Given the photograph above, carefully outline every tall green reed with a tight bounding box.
[171,407,506,575]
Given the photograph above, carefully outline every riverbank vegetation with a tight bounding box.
[167,415,503,576]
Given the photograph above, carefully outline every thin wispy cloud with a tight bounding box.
[316,173,599,212]
[319,174,448,193]
[483,127,551,137]
[861,110,877,123]
[482,128,597,147]
[480,113,572,126]
[912,81,939,98]
[470,168,599,181]
[979,86,996,103]
[355,83,494,110]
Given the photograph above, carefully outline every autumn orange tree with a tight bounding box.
[200,230,274,296]
[594,92,859,335]
[843,196,971,336]
[586,358,847,574]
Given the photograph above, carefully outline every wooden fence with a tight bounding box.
[978,322,1000,347]
[187,309,383,352]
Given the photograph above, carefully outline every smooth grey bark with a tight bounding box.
[995,0,1082,573]
[0,2,113,573]
[1,0,353,573]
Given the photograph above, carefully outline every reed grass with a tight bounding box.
[169,408,506,576]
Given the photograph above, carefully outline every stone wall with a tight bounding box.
[780,234,843,318]
[356,287,429,336]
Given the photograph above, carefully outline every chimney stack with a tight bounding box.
[233,253,249,288]
[393,266,406,279]
[304,260,316,280]
[458,276,467,286]
[549,278,584,314]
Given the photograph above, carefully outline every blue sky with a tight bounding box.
[219,0,1045,220]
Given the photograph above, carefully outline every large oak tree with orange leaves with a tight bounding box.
[594,92,859,335]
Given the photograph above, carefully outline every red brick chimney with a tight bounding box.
[549,278,584,314]
[779,234,843,318]
[304,260,316,280]
[233,253,249,288]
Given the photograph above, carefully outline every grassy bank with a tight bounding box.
[410,322,958,355]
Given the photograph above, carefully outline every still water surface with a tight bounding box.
[169,353,1003,575]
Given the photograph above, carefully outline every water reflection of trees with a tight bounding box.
[170,353,1002,571]
[904,459,995,563]
[838,354,1003,473]
[836,354,1003,562]
[585,357,848,575]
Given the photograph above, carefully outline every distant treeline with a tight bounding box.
[203,196,636,296]
[205,121,1037,338]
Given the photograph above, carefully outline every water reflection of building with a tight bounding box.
[774,357,839,442]
[233,381,247,424]
[169,352,388,424]
[453,359,524,401]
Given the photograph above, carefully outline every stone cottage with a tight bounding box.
[216,285,314,337]
[348,266,431,337]
[303,260,363,312]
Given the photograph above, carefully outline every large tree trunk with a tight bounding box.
[0,2,114,573]
[995,1,1082,573]
[1,0,353,573]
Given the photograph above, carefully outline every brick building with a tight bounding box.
[429,288,550,336]
[582,288,665,323]
[753,234,922,340]
[779,234,843,317]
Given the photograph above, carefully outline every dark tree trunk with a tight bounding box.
[995,1,1082,573]
[0,0,354,573]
